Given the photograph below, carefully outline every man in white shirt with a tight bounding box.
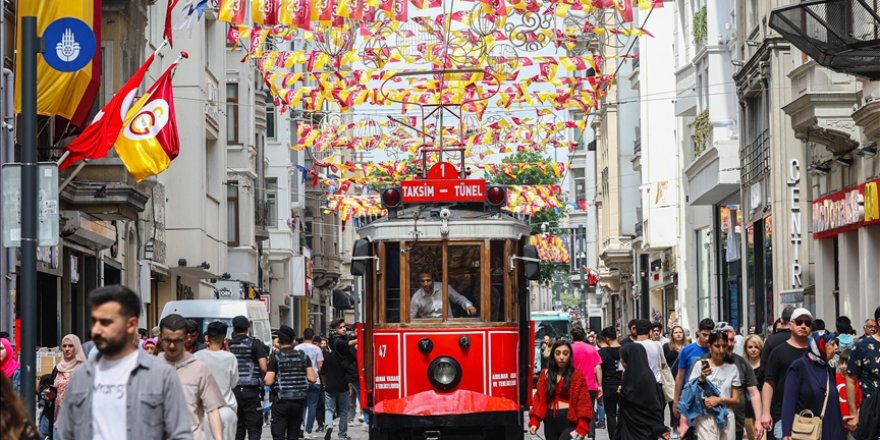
[294,328,324,437]
[634,319,663,383]
[410,272,476,319]
[195,321,239,440]
[58,285,191,440]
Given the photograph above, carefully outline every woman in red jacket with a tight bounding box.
[529,339,593,440]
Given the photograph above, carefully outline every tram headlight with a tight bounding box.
[427,356,462,391]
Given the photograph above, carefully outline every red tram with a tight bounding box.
[350,157,541,440]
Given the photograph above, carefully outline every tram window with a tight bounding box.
[409,244,444,320]
[385,242,400,323]
[446,245,482,320]
[490,241,506,322]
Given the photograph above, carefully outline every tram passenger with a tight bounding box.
[456,272,502,320]
[410,272,477,319]
[529,340,593,440]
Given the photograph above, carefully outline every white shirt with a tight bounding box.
[410,282,473,319]
[294,342,324,385]
[194,349,240,412]
[688,360,741,398]
[636,339,663,383]
[92,350,139,440]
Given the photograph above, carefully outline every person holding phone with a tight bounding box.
[686,331,741,440]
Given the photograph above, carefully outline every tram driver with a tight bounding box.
[411,272,477,319]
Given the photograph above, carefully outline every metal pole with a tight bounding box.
[579,225,586,320]
[353,275,360,323]
[20,16,40,417]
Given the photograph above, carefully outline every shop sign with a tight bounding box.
[788,160,803,289]
[811,178,880,239]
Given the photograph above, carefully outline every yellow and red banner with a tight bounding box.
[15,0,101,127]
[115,63,181,181]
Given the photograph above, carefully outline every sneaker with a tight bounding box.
[358,415,364,423]
[338,434,352,440]
[324,427,333,440]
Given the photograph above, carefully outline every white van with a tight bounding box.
[159,300,272,349]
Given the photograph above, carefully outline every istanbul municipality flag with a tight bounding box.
[114,62,181,182]
[14,0,101,127]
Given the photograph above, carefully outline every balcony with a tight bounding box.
[599,235,634,271]
[59,158,151,222]
[782,60,859,155]
[740,129,770,186]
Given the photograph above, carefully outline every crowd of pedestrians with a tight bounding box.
[531,304,880,440]
[1,282,877,440]
[0,285,364,440]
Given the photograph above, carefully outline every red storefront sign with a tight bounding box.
[811,178,880,239]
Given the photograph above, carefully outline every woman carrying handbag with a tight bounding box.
[780,332,846,440]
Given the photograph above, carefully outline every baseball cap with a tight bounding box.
[278,325,296,340]
[232,315,250,330]
[790,308,813,321]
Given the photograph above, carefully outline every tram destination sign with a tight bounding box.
[400,179,486,203]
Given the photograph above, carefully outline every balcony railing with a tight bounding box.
[741,129,770,186]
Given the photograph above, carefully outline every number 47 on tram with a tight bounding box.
[349,160,541,440]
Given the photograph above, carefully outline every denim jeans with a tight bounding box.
[325,391,350,436]
[302,383,321,433]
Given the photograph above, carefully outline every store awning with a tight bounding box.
[770,0,880,79]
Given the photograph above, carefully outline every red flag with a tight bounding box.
[60,53,155,169]
[164,0,179,46]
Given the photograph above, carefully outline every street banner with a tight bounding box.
[14,0,101,127]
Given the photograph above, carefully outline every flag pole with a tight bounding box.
[154,37,169,57]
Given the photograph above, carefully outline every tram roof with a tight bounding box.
[356,205,531,242]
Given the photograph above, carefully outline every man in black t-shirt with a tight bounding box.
[598,326,623,440]
[760,305,795,368]
[761,307,811,440]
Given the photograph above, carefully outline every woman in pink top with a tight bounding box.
[571,327,602,438]
[53,334,87,427]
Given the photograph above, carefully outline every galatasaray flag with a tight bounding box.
[59,53,155,169]
[114,62,180,182]
[15,0,101,127]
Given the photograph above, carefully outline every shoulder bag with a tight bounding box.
[790,369,830,440]
[655,341,675,402]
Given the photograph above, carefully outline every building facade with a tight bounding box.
[673,0,743,332]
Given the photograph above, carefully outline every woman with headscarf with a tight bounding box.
[529,340,593,440]
[52,334,86,430]
[0,338,20,394]
[617,343,668,440]
[779,332,845,440]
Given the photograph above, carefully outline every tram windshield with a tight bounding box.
[403,241,508,323]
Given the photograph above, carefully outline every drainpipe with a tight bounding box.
[2,67,16,337]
